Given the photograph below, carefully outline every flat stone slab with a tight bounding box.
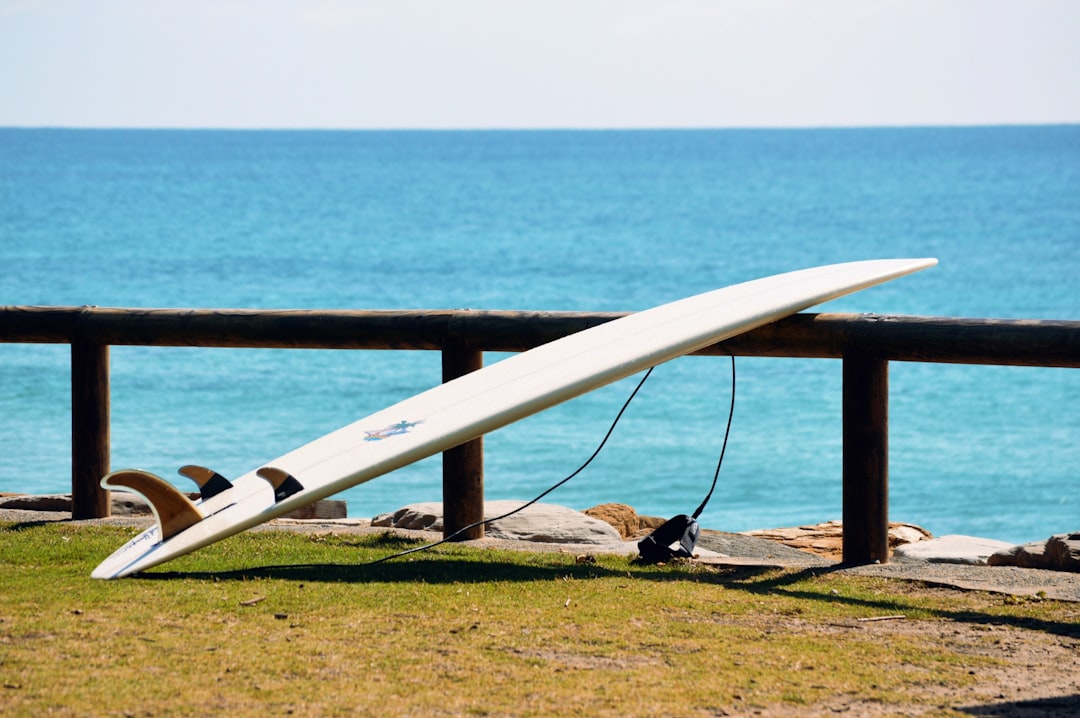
[696,529,832,567]
[849,560,1080,602]
[742,519,932,560]
[893,534,1015,565]
[372,501,626,545]
[0,492,346,520]
[0,492,159,516]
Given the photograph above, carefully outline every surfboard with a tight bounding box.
[91,258,936,579]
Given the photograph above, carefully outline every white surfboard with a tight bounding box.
[92,258,936,579]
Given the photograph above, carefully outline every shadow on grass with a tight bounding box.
[0,519,70,532]
[135,554,782,586]
[957,693,1080,716]
[128,531,1080,642]
[132,530,784,587]
[708,563,1080,641]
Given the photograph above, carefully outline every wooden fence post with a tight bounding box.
[71,338,111,519]
[441,341,484,540]
[842,353,889,564]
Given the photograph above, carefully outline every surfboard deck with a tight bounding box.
[92,258,936,579]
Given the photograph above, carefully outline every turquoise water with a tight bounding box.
[1,127,1077,543]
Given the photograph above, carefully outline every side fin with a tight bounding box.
[178,465,233,500]
[101,469,204,540]
[256,467,305,502]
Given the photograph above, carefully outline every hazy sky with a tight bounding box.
[2,0,1078,129]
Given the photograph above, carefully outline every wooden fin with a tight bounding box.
[102,469,203,539]
[178,465,233,500]
[256,467,305,502]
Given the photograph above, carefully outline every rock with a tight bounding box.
[0,493,155,515]
[278,500,347,520]
[374,503,442,531]
[988,532,1080,573]
[893,534,1014,565]
[0,494,77,512]
[583,503,665,539]
[743,520,933,560]
[889,524,934,547]
[990,539,1054,569]
[0,492,345,520]
[695,529,833,567]
[372,501,625,545]
[583,503,638,538]
[637,514,668,534]
[1047,533,1080,571]
[109,494,156,516]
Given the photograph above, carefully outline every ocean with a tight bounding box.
[1,126,1077,545]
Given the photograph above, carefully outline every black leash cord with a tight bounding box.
[366,366,656,565]
[691,354,735,521]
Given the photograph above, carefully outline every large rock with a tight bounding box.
[583,503,666,539]
[988,533,1080,573]
[893,534,1014,565]
[372,501,625,545]
[743,520,932,560]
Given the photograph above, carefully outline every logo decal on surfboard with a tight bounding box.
[363,420,423,441]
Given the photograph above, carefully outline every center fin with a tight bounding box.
[178,465,233,500]
[102,469,203,539]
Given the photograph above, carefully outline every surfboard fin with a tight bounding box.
[256,467,305,502]
[177,465,233,500]
[101,469,204,540]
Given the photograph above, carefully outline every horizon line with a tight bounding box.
[2,120,1079,133]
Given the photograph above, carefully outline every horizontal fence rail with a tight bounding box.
[3,305,1079,564]
[3,306,1079,366]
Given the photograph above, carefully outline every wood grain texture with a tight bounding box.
[102,469,202,539]
[4,306,1077,366]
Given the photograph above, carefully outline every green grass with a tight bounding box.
[1,521,1077,717]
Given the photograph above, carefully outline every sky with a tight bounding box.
[1,0,1078,130]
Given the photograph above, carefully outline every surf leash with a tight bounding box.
[370,355,736,566]
[636,354,735,563]
[366,366,657,565]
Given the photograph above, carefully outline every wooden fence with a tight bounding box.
[2,306,1078,564]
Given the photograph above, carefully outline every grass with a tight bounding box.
[1,521,1077,717]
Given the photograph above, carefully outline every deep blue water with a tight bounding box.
[1,127,1077,544]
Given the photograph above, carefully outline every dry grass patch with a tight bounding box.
[1,522,1077,717]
